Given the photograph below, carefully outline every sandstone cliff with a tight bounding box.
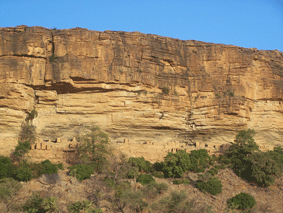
[1,25,283,161]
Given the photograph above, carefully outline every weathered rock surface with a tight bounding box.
[0,26,283,161]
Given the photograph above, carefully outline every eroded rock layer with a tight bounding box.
[1,26,283,160]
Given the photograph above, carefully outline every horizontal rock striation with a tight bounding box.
[1,25,283,160]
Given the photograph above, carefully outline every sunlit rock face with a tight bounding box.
[1,26,283,160]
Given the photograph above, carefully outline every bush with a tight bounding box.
[217,154,230,165]
[25,109,38,122]
[142,182,168,200]
[19,123,36,144]
[13,141,30,161]
[152,170,164,178]
[207,167,219,176]
[22,193,44,212]
[13,166,32,182]
[173,179,183,185]
[162,150,191,178]
[68,200,102,213]
[227,192,256,210]
[0,178,22,201]
[162,87,169,95]
[0,156,13,179]
[49,54,57,62]
[196,177,223,195]
[56,163,64,170]
[120,190,148,212]
[69,164,94,181]
[189,149,211,173]
[128,157,153,173]
[40,160,59,175]
[23,193,59,213]
[136,174,155,185]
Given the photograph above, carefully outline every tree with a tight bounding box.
[189,149,211,173]
[227,129,259,159]
[76,125,110,173]
[162,150,191,178]
[248,152,283,186]
[227,129,259,178]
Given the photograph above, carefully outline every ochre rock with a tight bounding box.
[1,26,283,161]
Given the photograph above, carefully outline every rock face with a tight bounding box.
[1,26,283,161]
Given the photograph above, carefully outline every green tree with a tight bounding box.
[227,129,259,178]
[227,129,259,159]
[248,151,283,186]
[76,125,109,173]
[189,149,211,173]
[162,150,191,178]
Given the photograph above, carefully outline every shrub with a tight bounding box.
[40,160,59,175]
[56,163,64,170]
[152,170,164,178]
[215,164,226,170]
[153,161,164,172]
[142,182,168,200]
[13,166,32,182]
[120,190,148,212]
[69,164,94,181]
[0,178,22,212]
[162,150,191,178]
[173,179,190,185]
[189,149,211,173]
[0,178,22,201]
[49,54,57,62]
[128,157,153,173]
[25,109,38,122]
[207,167,219,176]
[136,174,155,185]
[158,191,189,213]
[0,156,13,179]
[13,141,31,161]
[162,87,169,95]
[22,193,44,212]
[217,154,230,165]
[68,200,102,213]
[19,123,36,144]
[125,166,139,179]
[196,177,222,195]
[227,192,256,210]
[23,193,59,213]
[173,179,183,185]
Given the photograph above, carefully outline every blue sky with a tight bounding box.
[1,0,283,51]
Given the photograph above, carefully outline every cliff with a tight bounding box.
[1,25,283,161]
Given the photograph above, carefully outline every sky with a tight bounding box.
[1,0,283,51]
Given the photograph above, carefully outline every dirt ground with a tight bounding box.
[1,168,283,212]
